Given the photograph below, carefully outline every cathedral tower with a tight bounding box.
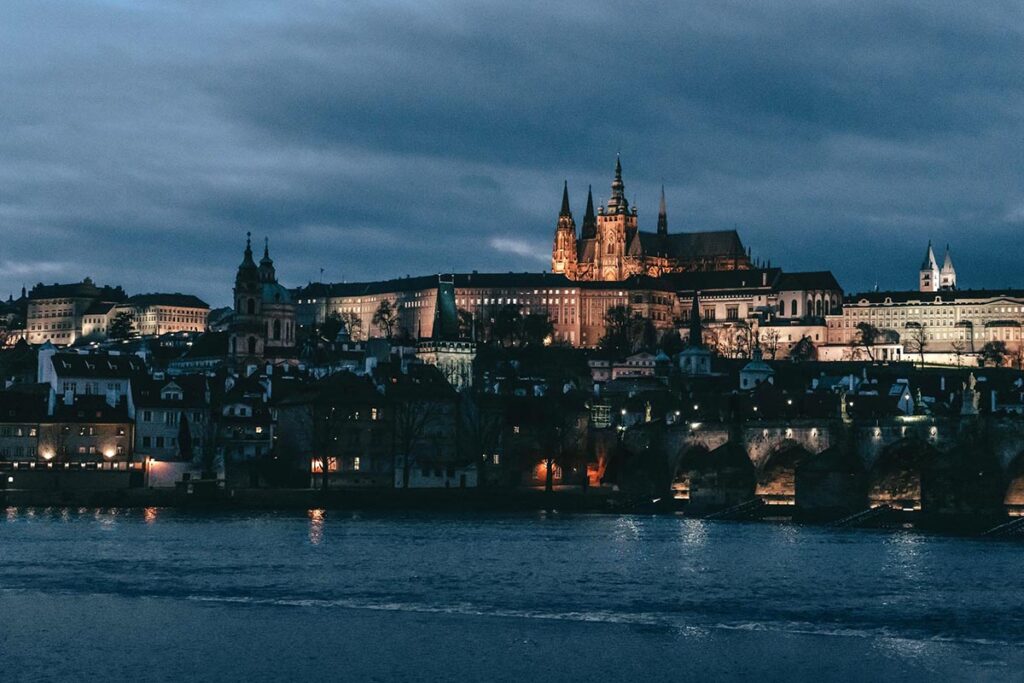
[940,244,957,290]
[231,233,264,357]
[551,181,578,276]
[229,234,296,358]
[919,241,940,292]
[595,155,637,280]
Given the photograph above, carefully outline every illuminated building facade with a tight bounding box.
[552,157,752,281]
[25,279,126,345]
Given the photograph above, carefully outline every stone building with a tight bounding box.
[82,293,209,340]
[229,234,297,359]
[824,243,1023,362]
[415,275,476,390]
[551,157,752,281]
[25,279,126,345]
[133,375,211,463]
[295,266,841,353]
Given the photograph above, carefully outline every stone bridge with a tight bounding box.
[623,416,1024,518]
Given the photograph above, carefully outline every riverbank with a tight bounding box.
[1,486,1019,535]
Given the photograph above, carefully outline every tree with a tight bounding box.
[390,389,442,489]
[317,312,343,342]
[658,329,684,357]
[979,341,1008,368]
[789,335,815,362]
[760,328,781,360]
[536,392,588,493]
[1012,345,1024,371]
[339,312,363,342]
[458,391,504,486]
[177,413,193,462]
[108,310,135,340]
[905,323,928,368]
[492,304,523,347]
[372,299,398,340]
[457,308,475,340]
[855,322,880,362]
[599,305,641,357]
[950,338,967,368]
[522,313,554,347]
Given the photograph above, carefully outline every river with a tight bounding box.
[1,508,1022,681]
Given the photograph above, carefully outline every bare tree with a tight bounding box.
[458,391,504,485]
[390,393,440,489]
[950,338,967,368]
[537,393,587,493]
[905,323,928,368]
[855,322,880,362]
[760,328,781,360]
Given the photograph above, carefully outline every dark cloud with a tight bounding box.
[2,0,1023,306]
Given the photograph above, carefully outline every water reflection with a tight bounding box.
[884,531,923,582]
[144,507,158,525]
[679,518,708,547]
[308,508,325,545]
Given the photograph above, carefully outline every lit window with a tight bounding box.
[353,457,361,471]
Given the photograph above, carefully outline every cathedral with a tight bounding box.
[552,157,752,281]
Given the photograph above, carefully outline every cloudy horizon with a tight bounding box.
[3,0,1023,307]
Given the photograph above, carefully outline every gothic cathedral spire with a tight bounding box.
[551,181,578,276]
[581,185,597,239]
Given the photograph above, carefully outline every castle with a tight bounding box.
[552,156,752,281]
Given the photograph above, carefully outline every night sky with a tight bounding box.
[3,1,1023,307]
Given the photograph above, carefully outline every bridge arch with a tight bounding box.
[755,440,813,507]
[673,442,754,512]
[1002,450,1024,516]
[795,446,866,518]
[868,438,936,510]
[921,445,1005,518]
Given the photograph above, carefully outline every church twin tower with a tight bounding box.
[551,156,751,281]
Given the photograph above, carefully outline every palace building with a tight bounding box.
[823,242,1024,362]
[551,157,752,281]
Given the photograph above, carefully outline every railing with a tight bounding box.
[703,498,764,521]
[981,517,1024,538]
[830,505,892,529]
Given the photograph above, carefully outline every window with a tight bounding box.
[353,457,361,471]
[703,307,716,321]
[165,412,179,426]
[726,307,739,321]
[142,411,152,422]
[791,300,797,316]
[142,437,151,448]
[156,437,164,448]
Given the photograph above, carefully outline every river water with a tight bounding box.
[1,508,1023,681]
